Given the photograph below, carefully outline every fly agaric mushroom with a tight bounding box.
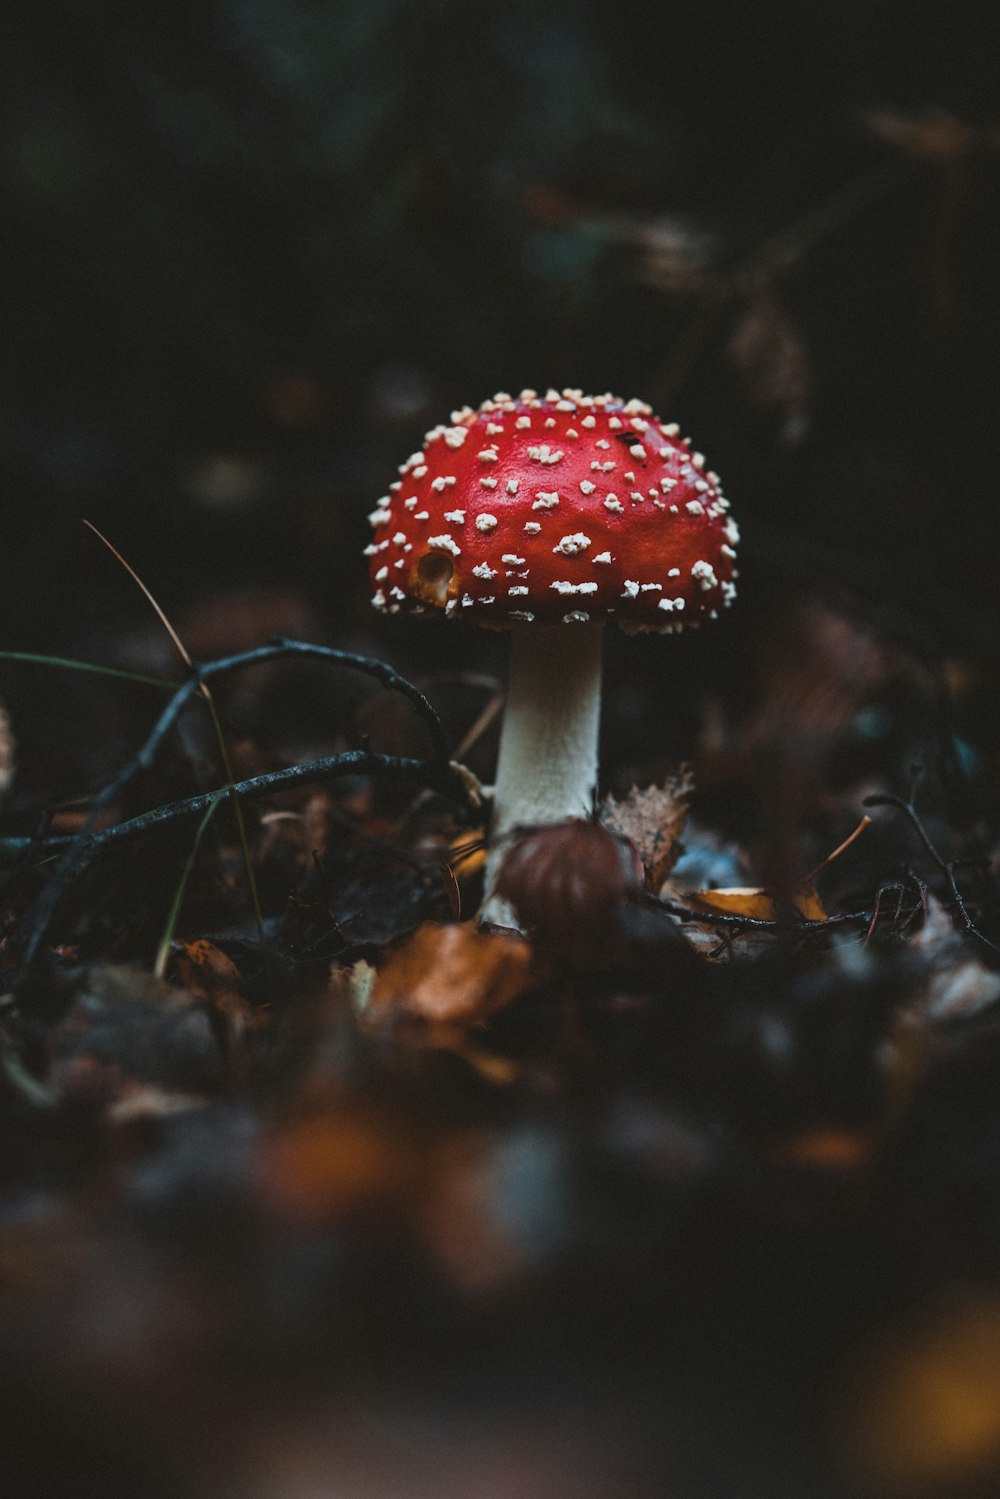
[367,388,738,919]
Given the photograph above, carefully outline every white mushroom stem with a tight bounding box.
[481,621,603,923]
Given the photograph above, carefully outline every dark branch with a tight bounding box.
[644,891,906,938]
[11,749,475,988]
[6,642,457,989]
[863,791,1000,956]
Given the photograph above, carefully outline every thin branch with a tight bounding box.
[863,791,1000,955]
[6,637,452,987]
[11,749,474,987]
[644,890,901,937]
[4,636,450,912]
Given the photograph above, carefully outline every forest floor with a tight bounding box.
[4,573,1000,1499]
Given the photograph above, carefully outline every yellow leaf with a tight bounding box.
[687,883,827,922]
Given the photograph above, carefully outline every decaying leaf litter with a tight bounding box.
[4,458,1000,1499]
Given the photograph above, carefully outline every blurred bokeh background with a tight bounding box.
[5,3,1000,1496]
[5,0,1000,654]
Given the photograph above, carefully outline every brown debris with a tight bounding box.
[600,772,694,891]
[370,921,533,1026]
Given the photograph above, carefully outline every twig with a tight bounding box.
[644,890,902,938]
[800,814,871,888]
[11,749,474,988]
[7,639,454,987]
[863,791,1000,955]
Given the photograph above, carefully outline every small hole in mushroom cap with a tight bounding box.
[416,549,455,604]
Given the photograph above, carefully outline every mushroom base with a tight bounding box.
[481,622,603,926]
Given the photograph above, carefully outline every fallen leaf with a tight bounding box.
[445,1041,519,1085]
[172,938,243,997]
[680,818,872,927]
[600,772,693,890]
[371,922,532,1025]
[447,830,486,880]
[686,883,827,922]
[171,940,256,1054]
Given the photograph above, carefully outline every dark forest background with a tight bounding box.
[4,0,1000,661]
[5,6,1000,1497]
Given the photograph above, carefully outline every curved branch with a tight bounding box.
[863,791,1000,956]
[12,749,475,987]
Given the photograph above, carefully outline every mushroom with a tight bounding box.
[367,388,738,922]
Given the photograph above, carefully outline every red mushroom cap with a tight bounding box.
[366,389,738,632]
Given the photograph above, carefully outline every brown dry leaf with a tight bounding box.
[686,883,827,922]
[172,938,242,997]
[371,922,532,1025]
[600,771,693,891]
[171,939,256,1052]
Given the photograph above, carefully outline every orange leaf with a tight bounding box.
[171,939,256,1052]
[687,883,827,922]
[172,938,242,998]
[447,830,486,879]
[686,819,870,925]
[372,922,532,1025]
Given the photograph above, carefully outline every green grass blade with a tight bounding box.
[153,790,226,979]
[0,652,175,689]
